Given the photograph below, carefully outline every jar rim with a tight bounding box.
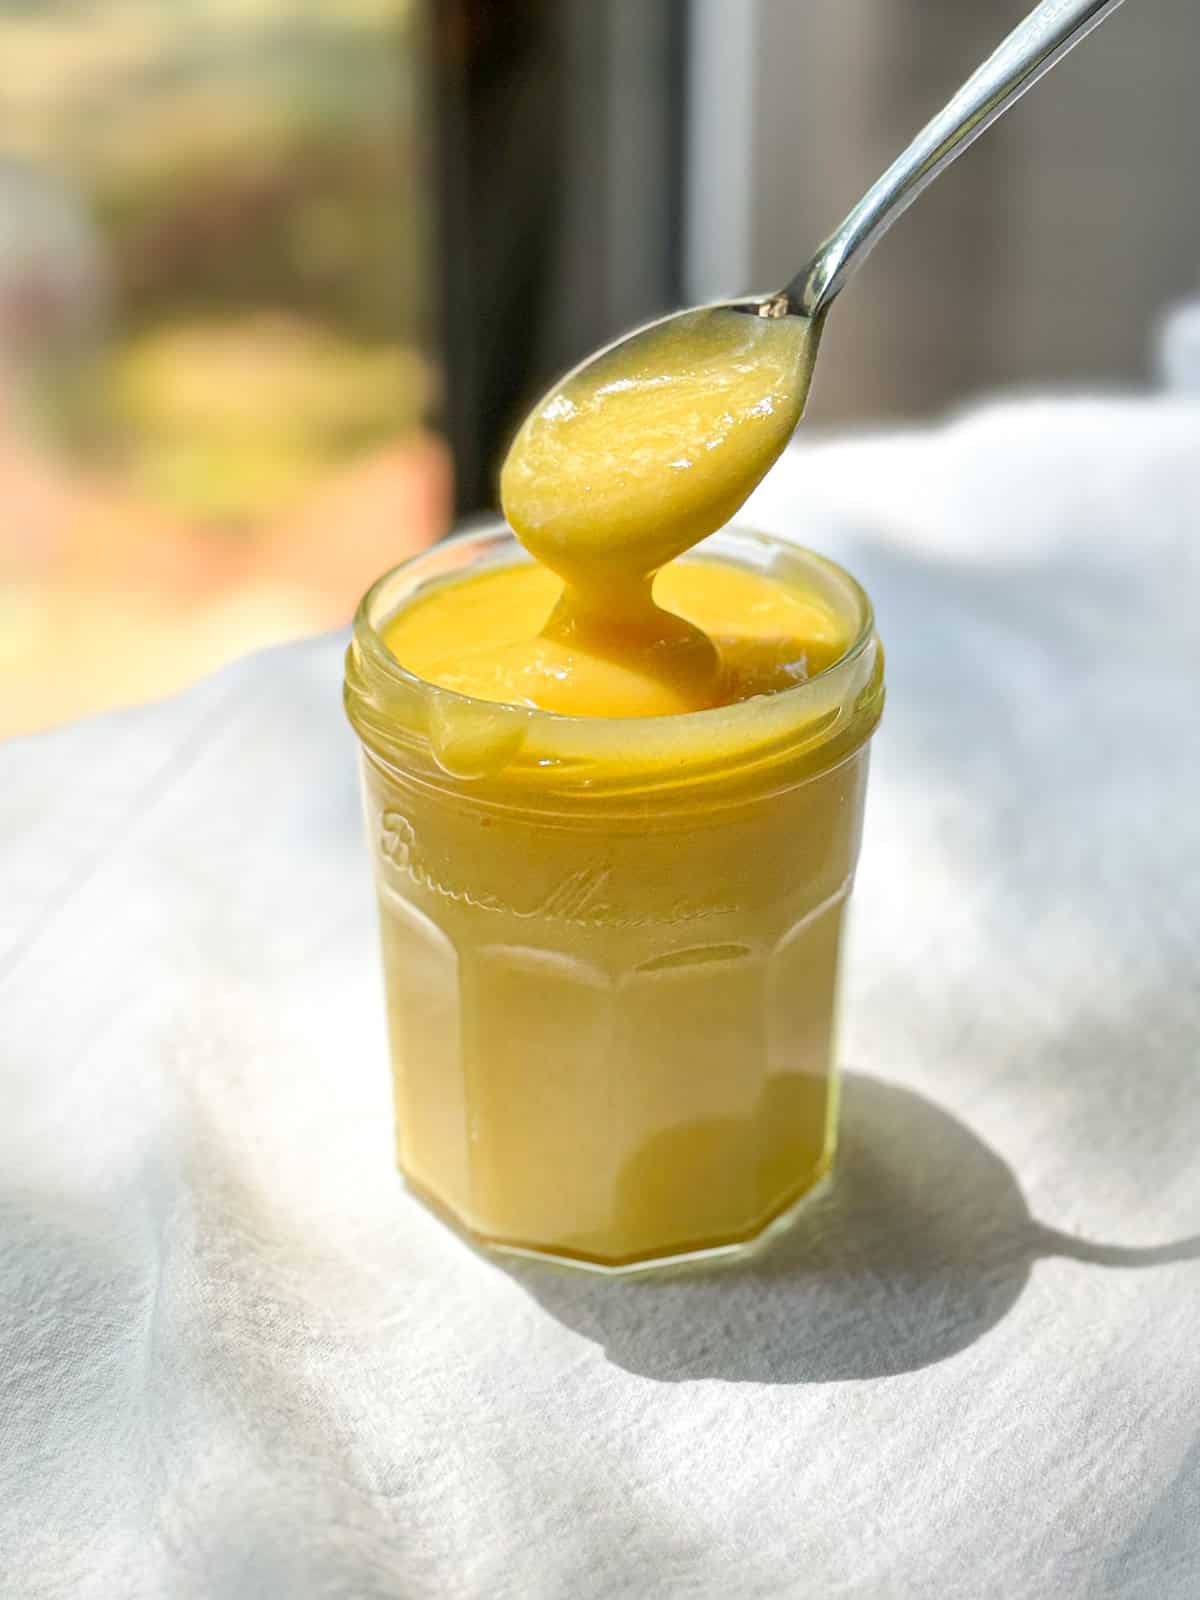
[345,522,884,806]
[353,522,876,724]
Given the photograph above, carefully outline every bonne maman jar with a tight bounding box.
[344,522,884,1271]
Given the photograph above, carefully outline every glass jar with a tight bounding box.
[344,524,884,1272]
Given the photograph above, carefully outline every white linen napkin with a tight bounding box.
[3,371,1199,1597]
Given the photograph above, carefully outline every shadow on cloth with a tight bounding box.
[503,1072,1200,1385]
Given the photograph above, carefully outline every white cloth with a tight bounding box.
[3,392,1200,1600]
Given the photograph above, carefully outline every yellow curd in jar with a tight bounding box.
[346,303,882,1269]
[395,306,824,723]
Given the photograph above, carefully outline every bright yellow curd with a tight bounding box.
[345,300,882,1269]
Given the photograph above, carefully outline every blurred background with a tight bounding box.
[2,0,1197,737]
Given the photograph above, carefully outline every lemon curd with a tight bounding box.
[345,305,882,1270]
[382,557,849,720]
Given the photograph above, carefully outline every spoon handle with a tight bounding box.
[781,0,1130,319]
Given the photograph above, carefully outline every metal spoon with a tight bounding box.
[758,0,1130,322]
[504,0,1132,550]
